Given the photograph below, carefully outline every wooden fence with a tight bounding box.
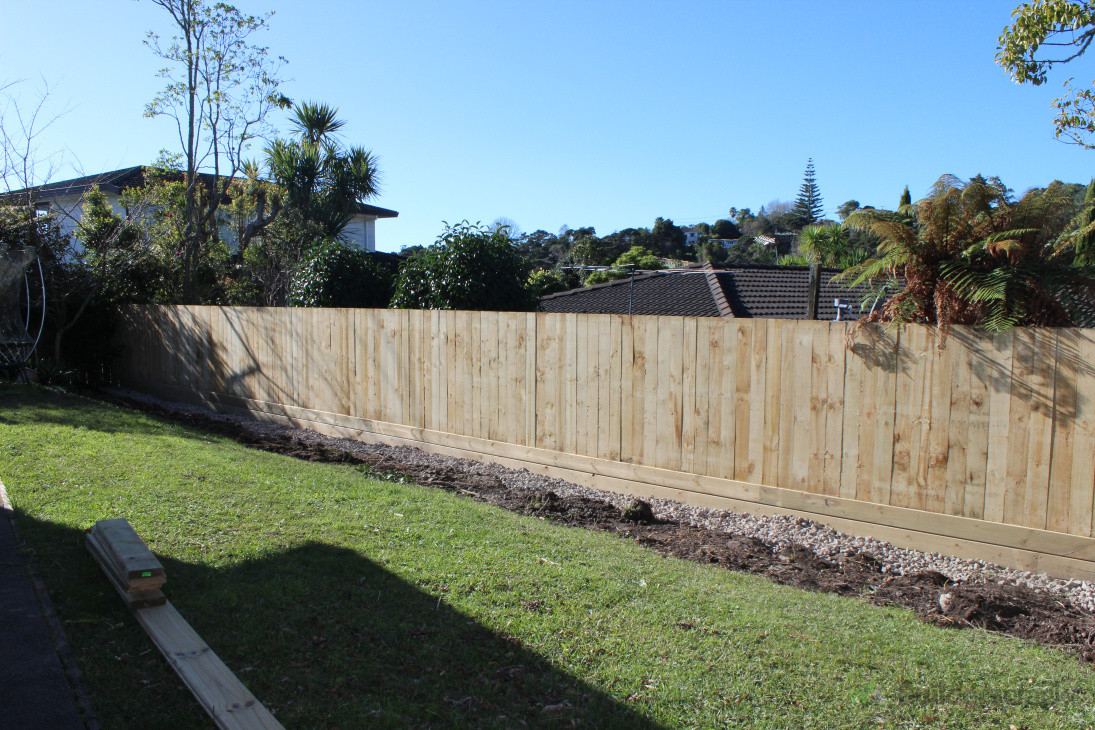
[114,306,1095,579]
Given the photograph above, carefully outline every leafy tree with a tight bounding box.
[119,167,231,303]
[514,229,561,270]
[843,174,1095,331]
[287,241,392,307]
[399,244,427,257]
[391,221,538,311]
[697,238,730,264]
[651,217,687,258]
[0,192,156,373]
[723,236,778,265]
[527,268,577,297]
[792,159,824,228]
[145,0,289,301]
[584,246,665,285]
[836,200,861,221]
[75,187,165,305]
[997,1,1095,147]
[616,245,665,270]
[564,236,613,267]
[711,218,741,238]
[600,227,652,259]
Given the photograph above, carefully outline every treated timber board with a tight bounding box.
[1049,329,1078,534]
[641,317,660,466]
[1069,330,1095,537]
[563,313,579,455]
[713,319,735,481]
[137,382,1095,573]
[746,319,767,485]
[925,331,954,515]
[524,313,538,448]
[135,603,283,730]
[790,323,812,492]
[760,318,783,486]
[944,334,971,517]
[660,317,685,472]
[89,518,164,581]
[620,315,637,463]
[605,316,622,462]
[822,322,845,497]
[86,533,166,609]
[732,321,752,483]
[1004,329,1035,527]
[692,318,714,478]
[534,314,560,451]
[840,324,865,500]
[983,330,1014,523]
[1024,329,1058,531]
[681,317,698,474]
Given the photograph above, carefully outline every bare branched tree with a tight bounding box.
[0,77,70,200]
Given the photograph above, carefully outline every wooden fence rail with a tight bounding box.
[114,306,1095,579]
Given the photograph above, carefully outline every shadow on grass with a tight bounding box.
[17,510,663,729]
[0,386,181,437]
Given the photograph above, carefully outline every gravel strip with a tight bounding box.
[103,387,1095,614]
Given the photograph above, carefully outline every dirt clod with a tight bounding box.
[621,500,655,524]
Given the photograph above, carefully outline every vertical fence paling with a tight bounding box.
[123,306,1095,540]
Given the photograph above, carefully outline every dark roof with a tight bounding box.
[8,166,149,197]
[4,166,398,217]
[541,269,723,317]
[359,203,398,218]
[540,263,888,321]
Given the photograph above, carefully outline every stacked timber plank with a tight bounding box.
[87,518,283,730]
[86,518,166,609]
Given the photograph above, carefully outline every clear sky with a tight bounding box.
[2,1,1093,252]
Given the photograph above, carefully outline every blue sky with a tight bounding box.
[2,1,1093,252]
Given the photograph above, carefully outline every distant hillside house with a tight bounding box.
[540,262,888,321]
[3,166,398,251]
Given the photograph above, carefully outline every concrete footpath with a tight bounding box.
[0,481,87,729]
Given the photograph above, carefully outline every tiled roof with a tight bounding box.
[540,263,887,321]
[540,269,722,317]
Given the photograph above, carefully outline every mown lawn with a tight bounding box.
[1,384,1094,728]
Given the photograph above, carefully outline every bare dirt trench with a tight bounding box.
[91,389,1095,665]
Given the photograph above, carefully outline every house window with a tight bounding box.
[34,202,50,217]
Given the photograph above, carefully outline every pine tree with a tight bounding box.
[792,159,823,227]
[899,186,912,208]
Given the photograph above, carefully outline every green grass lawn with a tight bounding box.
[2,384,1094,728]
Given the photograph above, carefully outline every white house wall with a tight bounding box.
[341,214,377,251]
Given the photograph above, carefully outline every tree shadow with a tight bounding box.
[846,323,1095,421]
[15,511,664,729]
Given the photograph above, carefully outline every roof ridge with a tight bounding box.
[702,262,734,318]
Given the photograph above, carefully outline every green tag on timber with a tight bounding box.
[141,571,152,577]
